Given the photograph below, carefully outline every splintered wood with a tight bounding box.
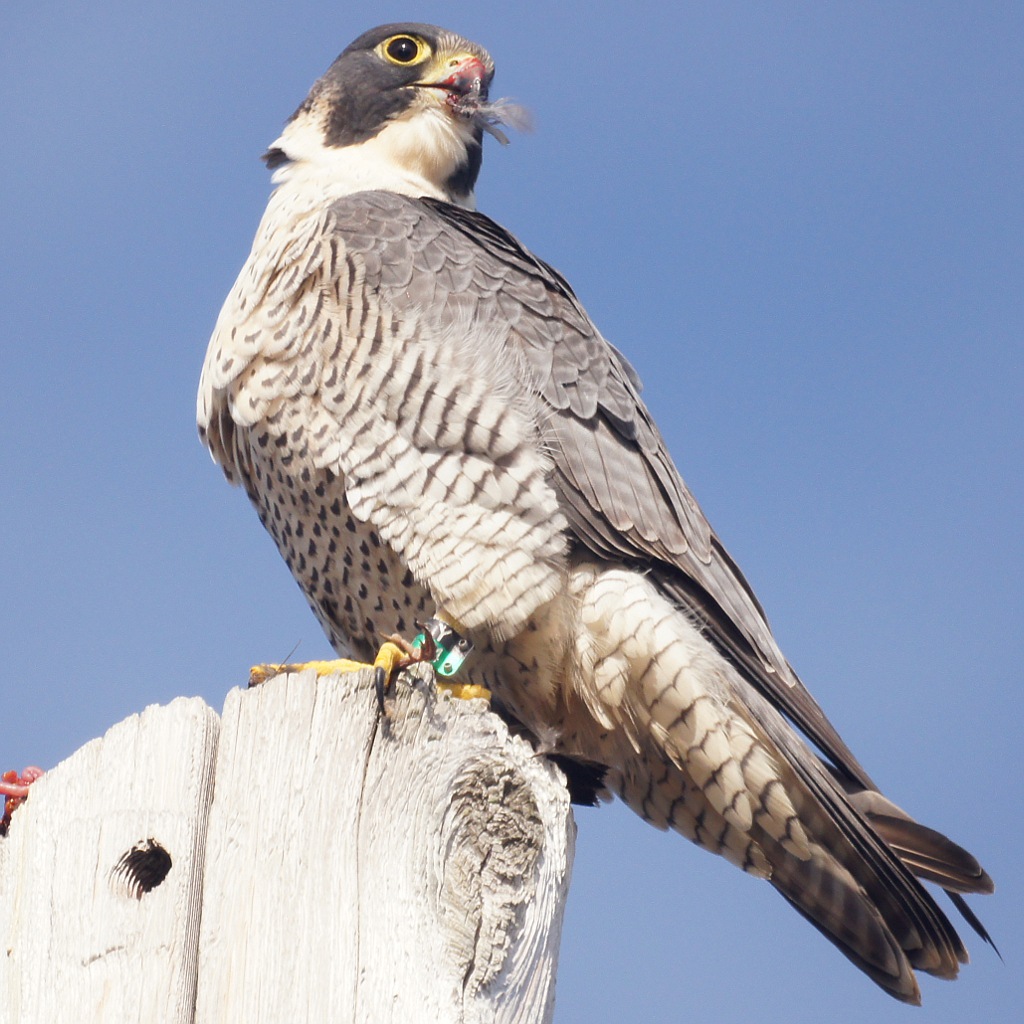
[0,667,574,1023]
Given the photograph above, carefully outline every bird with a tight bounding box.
[197,22,994,1003]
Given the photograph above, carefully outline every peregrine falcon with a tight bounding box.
[198,23,993,1003]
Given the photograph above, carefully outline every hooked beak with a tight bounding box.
[417,54,491,114]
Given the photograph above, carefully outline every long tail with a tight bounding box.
[758,754,994,1004]
[839,775,998,952]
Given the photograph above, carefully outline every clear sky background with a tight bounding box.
[2,3,1020,1021]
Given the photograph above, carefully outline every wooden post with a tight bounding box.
[0,667,575,1023]
[0,697,219,1023]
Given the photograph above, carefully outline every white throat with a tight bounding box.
[267,104,479,210]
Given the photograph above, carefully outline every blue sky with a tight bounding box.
[1,3,1020,1020]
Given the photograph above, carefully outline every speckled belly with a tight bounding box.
[243,444,435,661]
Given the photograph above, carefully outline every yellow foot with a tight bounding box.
[249,658,370,687]
[371,639,426,713]
[371,641,408,679]
[438,682,491,702]
[248,643,417,714]
[247,639,485,711]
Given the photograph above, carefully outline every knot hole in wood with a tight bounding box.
[109,838,173,899]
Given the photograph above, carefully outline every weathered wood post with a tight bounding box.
[0,667,575,1023]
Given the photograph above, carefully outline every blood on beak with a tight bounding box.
[435,55,489,100]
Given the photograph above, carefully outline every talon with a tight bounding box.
[373,634,451,714]
[410,621,438,662]
[410,618,474,678]
[249,663,284,687]
[374,665,388,715]
[372,639,415,711]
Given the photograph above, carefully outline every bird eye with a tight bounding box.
[383,35,426,65]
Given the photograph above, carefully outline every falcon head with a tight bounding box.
[265,24,517,208]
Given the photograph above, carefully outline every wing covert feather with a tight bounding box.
[342,193,873,787]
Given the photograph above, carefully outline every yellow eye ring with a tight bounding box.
[380,34,429,66]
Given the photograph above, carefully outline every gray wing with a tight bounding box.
[347,192,874,789]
